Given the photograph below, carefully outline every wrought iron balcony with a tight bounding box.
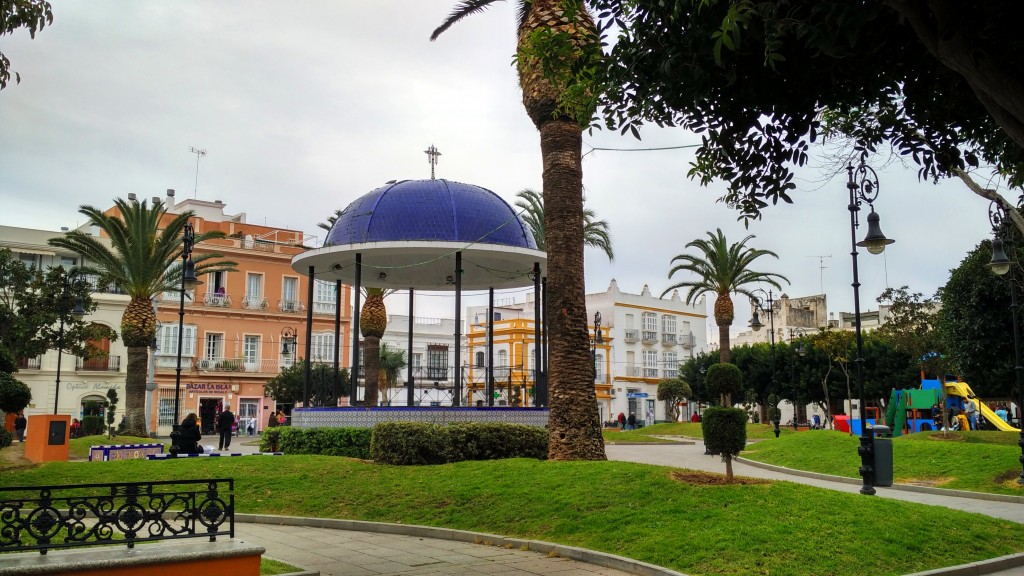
[203,292,232,307]
[241,294,268,310]
[279,299,304,313]
[76,356,121,371]
[16,357,41,370]
[626,366,642,377]
[197,357,281,373]
[624,329,639,343]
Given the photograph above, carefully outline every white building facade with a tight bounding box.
[587,280,709,426]
[0,226,129,424]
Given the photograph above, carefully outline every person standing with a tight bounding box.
[964,396,979,431]
[217,406,235,451]
[627,413,636,431]
[995,403,1009,423]
[617,412,626,430]
[13,412,27,442]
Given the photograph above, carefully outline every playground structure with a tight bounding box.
[883,378,1020,436]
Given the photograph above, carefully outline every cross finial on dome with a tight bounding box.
[425,144,442,179]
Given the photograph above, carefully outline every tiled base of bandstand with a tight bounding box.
[292,407,549,428]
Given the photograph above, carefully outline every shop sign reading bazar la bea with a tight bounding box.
[185,383,235,392]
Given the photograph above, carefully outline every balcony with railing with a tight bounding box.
[203,292,232,308]
[624,329,639,343]
[241,294,269,310]
[679,332,696,349]
[16,357,41,370]
[626,366,642,377]
[76,356,121,371]
[641,330,658,344]
[661,333,677,346]
[312,301,337,315]
[279,299,304,313]
[197,357,281,373]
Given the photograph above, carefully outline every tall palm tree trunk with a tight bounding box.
[363,335,381,407]
[541,119,605,461]
[124,346,148,436]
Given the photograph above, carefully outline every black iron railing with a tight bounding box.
[0,478,233,555]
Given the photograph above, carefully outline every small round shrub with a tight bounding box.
[705,363,742,404]
[0,428,12,449]
[702,407,748,458]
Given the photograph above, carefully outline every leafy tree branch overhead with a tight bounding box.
[586,0,1024,222]
[0,0,52,89]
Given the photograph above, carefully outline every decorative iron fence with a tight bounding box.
[0,478,234,555]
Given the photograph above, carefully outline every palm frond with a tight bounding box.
[430,0,506,41]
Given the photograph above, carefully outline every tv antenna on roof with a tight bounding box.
[188,146,207,198]
[808,255,831,294]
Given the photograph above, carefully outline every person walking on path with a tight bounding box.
[617,412,626,429]
[13,412,26,442]
[627,413,636,431]
[217,407,235,451]
[964,396,979,430]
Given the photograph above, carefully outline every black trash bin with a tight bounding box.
[870,425,893,487]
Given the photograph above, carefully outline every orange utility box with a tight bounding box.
[24,414,71,463]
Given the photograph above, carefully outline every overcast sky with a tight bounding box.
[0,1,1005,345]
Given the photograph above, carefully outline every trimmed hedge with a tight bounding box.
[81,415,105,437]
[702,407,748,457]
[371,422,548,465]
[0,428,11,449]
[259,426,371,458]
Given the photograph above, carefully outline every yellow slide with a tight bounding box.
[944,381,1020,432]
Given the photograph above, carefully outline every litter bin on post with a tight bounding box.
[870,425,893,487]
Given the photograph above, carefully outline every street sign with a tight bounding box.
[626,392,649,399]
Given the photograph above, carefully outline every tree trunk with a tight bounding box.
[363,335,380,407]
[541,119,606,461]
[123,346,148,436]
[724,455,734,483]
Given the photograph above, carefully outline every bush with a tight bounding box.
[706,363,743,404]
[260,427,371,458]
[0,372,31,414]
[702,407,748,458]
[371,422,548,465]
[81,415,105,437]
[0,428,12,449]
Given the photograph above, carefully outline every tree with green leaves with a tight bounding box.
[1,0,52,90]
[586,1,1024,224]
[0,249,115,367]
[514,189,613,260]
[432,0,607,461]
[49,198,236,436]
[265,360,351,407]
[808,328,856,430]
[0,372,31,415]
[377,343,408,404]
[104,387,118,439]
[705,362,743,406]
[656,378,691,422]
[702,406,748,482]
[663,229,787,364]
[937,239,1018,399]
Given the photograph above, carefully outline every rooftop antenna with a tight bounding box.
[808,255,831,294]
[424,144,441,180]
[188,146,207,198]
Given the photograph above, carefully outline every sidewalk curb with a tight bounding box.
[735,457,1024,504]
[902,552,1024,576]
[236,514,688,576]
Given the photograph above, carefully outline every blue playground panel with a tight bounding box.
[849,419,878,435]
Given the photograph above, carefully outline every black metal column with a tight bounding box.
[533,262,541,407]
[539,276,548,407]
[453,251,462,407]
[487,287,494,406]
[1010,276,1024,483]
[407,289,415,407]
[333,279,342,406]
[848,165,876,496]
[352,254,362,405]
[303,266,314,407]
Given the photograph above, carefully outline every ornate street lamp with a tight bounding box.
[749,288,780,437]
[54,269,86,414]
[985,200,1024,484]
[846,159,895,496]
[170,221,201,454]
[698,365,706,419]
[789,328,806,430]
[592,311,603,384]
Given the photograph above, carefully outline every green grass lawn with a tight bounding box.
[260,557,302,575]
[601,430,676,443]
[0,455,1020,576]
[742,429,1024,495]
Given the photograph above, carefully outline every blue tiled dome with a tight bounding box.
[324,179,537,249]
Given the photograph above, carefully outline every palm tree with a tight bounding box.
[514,189,613,260]
[662,229,788,365]
[49,198,236,436]
[433,0,606,461]
[378,343,408,404]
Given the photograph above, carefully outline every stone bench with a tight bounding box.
[88,443,165,461]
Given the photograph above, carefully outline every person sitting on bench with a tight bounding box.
[175,413,203,455]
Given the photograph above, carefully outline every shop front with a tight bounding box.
[154,381,273,437]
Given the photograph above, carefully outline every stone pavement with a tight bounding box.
[235,522,648,576]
